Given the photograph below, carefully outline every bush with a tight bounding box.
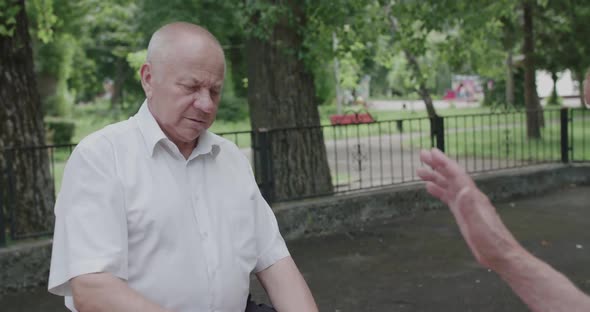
[547,89,562,106]
[45,119,76,144]
[217,95,249,122]
[483,68,525,108]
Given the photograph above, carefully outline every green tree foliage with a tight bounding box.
[539,0,590,107]
[10,0,590,120]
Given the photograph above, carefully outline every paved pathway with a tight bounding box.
[3,185,589,311]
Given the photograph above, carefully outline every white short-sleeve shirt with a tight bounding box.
[48,102,290,312]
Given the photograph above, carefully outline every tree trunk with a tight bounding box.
[522,0,542,138]
[385,8,437,118]
[404,50,437,118]
[110,58,126,108]
[506,51,515,108]
[0,0,55,236]
[246,1,333,202]
[227,34,248,99]
[548,70,559,106]
[333,32,343,115]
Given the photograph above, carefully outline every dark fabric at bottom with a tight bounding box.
[245,295,277,312]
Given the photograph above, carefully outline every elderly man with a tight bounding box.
[48,22,317,312]
[417,148,590,311]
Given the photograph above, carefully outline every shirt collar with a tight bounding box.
[190,130,221,160]
[135,100,221,159]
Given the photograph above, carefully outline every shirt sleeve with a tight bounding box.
[48,135,128,296]
[251,181,290,273]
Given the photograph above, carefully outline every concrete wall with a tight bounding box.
[1,164,588,296]
[274,164,590,240]
[0,241,52,296]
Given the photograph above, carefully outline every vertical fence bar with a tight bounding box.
[570,109,575,161]
[400,122,405,182]
[388,121,394,184]
[345,125,351,191]
[431,115,445,152]
[455,116,460,162]
[535,111,540,164]
[494,113,503,169]
[252,129,274,203]
[472,115,477,171]
[559,107,570,164]
[333,125,339,191]
[464,116,469,171]
[444,115,449,159]
[367,123,373,188]
[512,112,516,167]
[584,108,587,160]
[540,109,551,163]
[520,110,524,167]
[378,123,384,186]
[488,114,492,170]
[356,124,362,188]
[409,120,414,180]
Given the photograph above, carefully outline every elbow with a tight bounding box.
[71,275,106,312]
[73,296,96,312]
[72,291,97,312]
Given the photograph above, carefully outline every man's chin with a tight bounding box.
[180,130,205,142]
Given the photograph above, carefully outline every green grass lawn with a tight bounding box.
[413,110,590,162]
[47,101,589,195]
[67,101,502,146]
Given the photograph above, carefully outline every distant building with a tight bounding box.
[536,70,579,98]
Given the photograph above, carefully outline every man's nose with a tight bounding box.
[192,90,215,114]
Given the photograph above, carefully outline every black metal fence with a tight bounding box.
[1,107,589,247]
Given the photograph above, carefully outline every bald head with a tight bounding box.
[146,22,225,71]
[139,22,226,151]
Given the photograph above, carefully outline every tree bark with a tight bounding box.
[549,70,559,106]
[0,0,55,236]
[506,51,515,108]
[404,50,437,118]
[246,1,333,202]
[110,58,125,108]
[385,8,438,118]
[227,34,248,99]
[522,0,542,138]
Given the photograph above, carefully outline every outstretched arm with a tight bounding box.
[417,148,590,312]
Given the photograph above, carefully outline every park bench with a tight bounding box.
[329,110,375,125]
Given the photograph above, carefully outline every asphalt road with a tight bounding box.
[2,185,589,312]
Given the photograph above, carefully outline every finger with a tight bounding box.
[430,148,464,179]
[417,167,448,188]
[419,149,434,166]
[425,182,448,204]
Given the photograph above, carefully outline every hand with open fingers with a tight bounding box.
[416,148,521,270]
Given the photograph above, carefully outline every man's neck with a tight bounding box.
[173,138,198,160]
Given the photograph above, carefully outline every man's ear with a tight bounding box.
[140,63,153,99]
